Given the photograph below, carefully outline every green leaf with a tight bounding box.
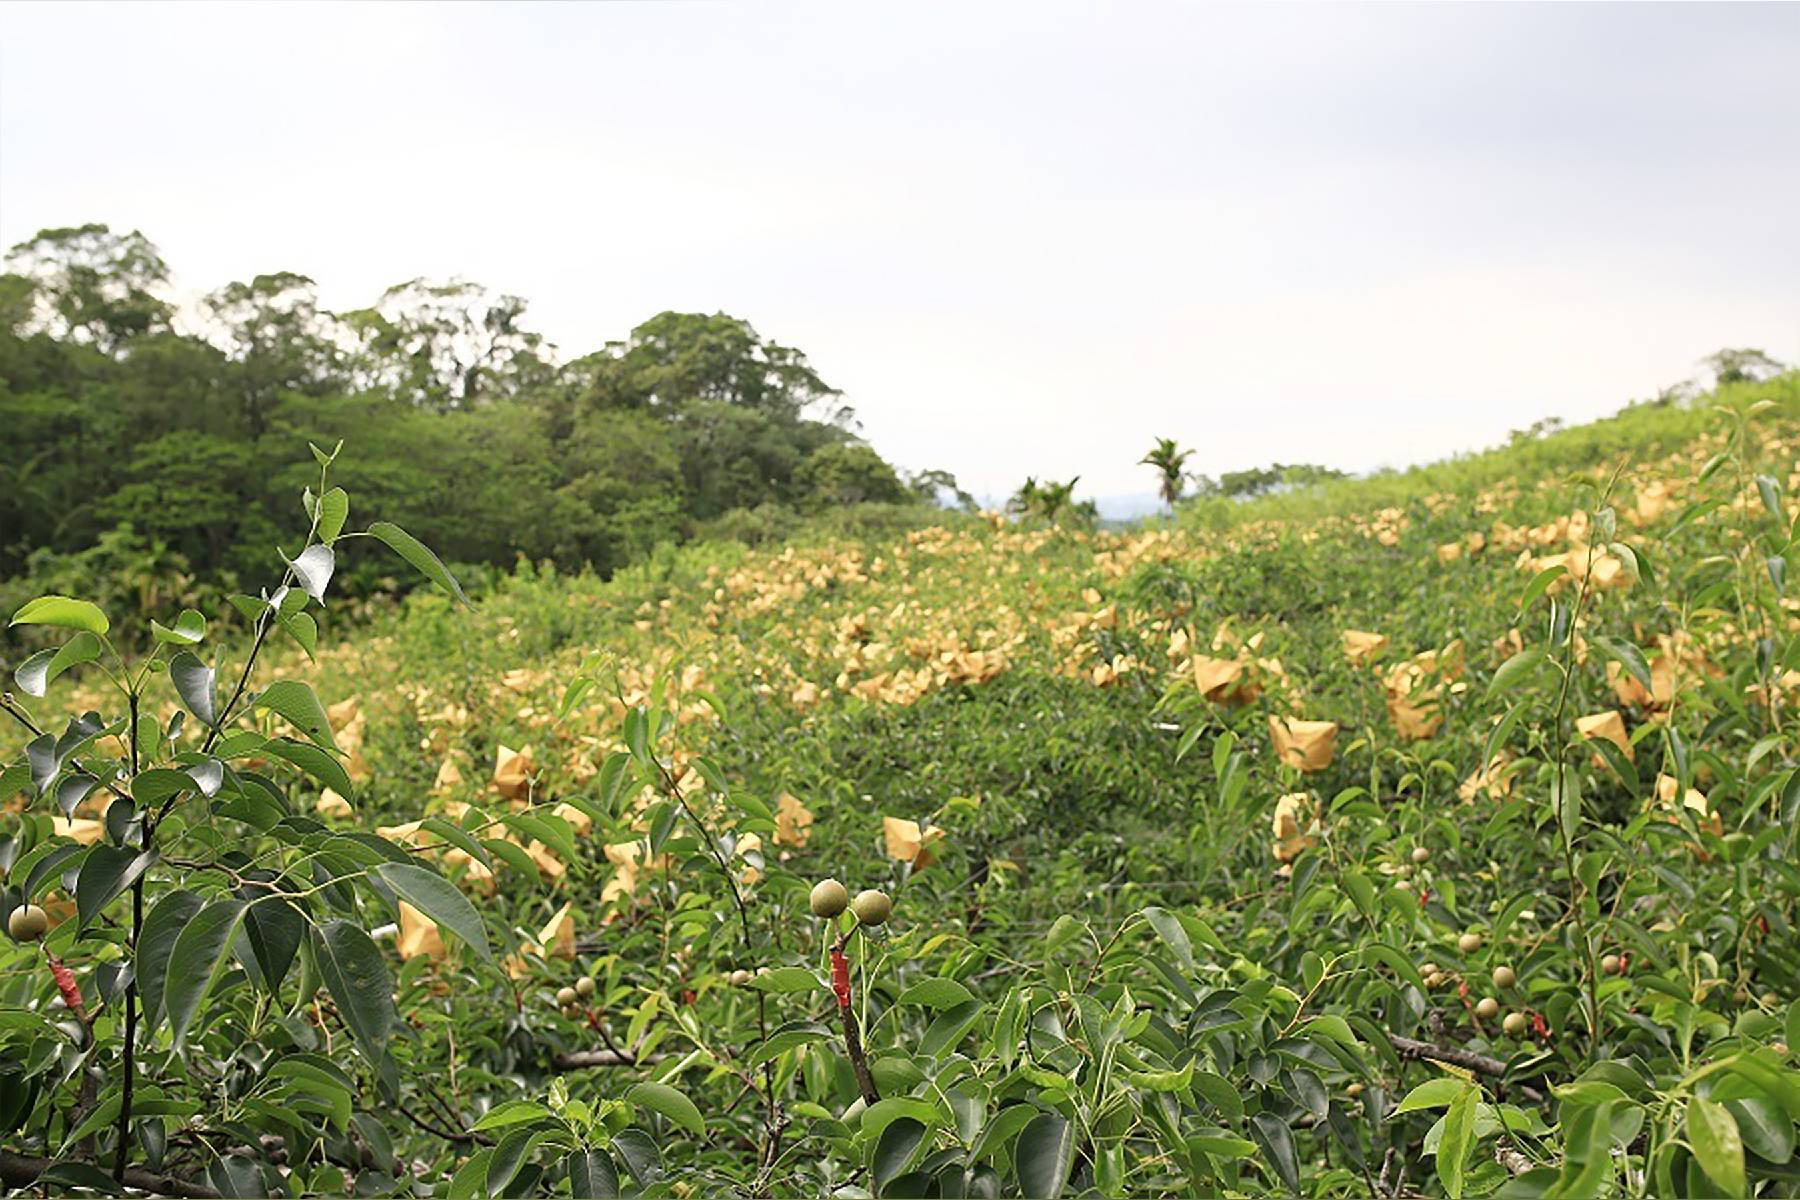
[627,1081,705,1138]
[1397,1077,1469,1113]
[566,1149,619,1200]
[1249,1113,1299,1193]
[1554,764,1582,844]
[1143,905,1195,971]
[1725,1094,1793,1165]
[254,681,339,752]
[896,977,976,1009]
[420,817,490,870]
[150,609,207,646]
[312,920,395,1065]
[874,1117,927,1188]
[284,545,335,604]
[1015,1111,1075,1200]
[748,1022,832,1066]
[970,1104,1040,1162]
[11,595,109,636]
[1437,1083,1477,1199]
[262,738,354,800]
[14,632,103,697]
[1757,474,1782,520]
[368,521,471,606]
[1488,647,1547,698]
[471,1100,555,1132]
[170,652,217,727]
[165,899,249,1048]
[1687,1095,1745,1198]
[1518,566,1567,613]
[374,862,492,962]
[1591,635,1653,695]
[920,1000,986,1059]
[74,846,157,930]
[137,890,206,1030]
[132,768,195,809]
[745,966,826,995]
[317,487,350,544]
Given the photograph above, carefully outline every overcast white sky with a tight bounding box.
[2,2,1797,506]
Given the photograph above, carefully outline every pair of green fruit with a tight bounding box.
[555,975,597,1010]
[8,904,48,941]
[809,879,891,926]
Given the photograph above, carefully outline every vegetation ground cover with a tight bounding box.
[3,372,1799,1198]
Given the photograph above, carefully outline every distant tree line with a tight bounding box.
[0,224,960,600]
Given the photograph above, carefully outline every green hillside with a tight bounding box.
[3,371,1799,1198]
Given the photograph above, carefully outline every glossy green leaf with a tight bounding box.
[368,521,471,606]
[1015,1111,1074,1200]
[626,1081,704,1138]
[11,595,109,636]
[374,862,492,962]
[312,919,396,1064]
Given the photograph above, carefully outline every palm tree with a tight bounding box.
[1007,476,1082,524]
[1139,437,1193,515]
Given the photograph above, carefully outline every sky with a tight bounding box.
[2,2,1797,511]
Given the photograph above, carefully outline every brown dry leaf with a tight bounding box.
[1341,630,1389,665]
[1436,543,1462,564]
[326,696,360,730]
[1654,773,1709,816]
[1575,710,1633,760]
[315,789,353,819]
[538,902,576,960]
[1193,655,1258,705]
[775,792,813,848]
[883,816,946,869]
[376,820,428,847]
[1386,695,1443,740]
[1653,772,1722,844]
[552,802,593,837]
[1458,754,1515,802]
[525,840,566,880]
[493,744,535,804]
[397,901,445,960]
[602,841,643,904]
[1271,793,1317,867]
[737,832,764,885]
[441,846,496,895]
[1269,717,1337,772]
[433,757,464,794]
[51,817,104,845]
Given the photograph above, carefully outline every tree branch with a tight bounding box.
[0,1149,221,1198]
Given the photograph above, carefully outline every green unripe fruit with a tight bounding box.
[1600,954,1621,975]
[575,976,595,998]
[1475,997,1500,1019]
[810,878,850,919]
[1458,932,1482,954]
[556,986,578,1007]
[851,889,893,927]
[1410,846,1430,864]
[1491,965,1516,989]
[729,969,753,986]
[8,904,48,942]
[1502,1012,1528,1037]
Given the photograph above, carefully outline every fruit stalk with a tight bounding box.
[830,939,879,1105]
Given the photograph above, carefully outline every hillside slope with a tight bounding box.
[8,372,1799,1197]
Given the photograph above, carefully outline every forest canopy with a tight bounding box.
[0,223,940,601]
